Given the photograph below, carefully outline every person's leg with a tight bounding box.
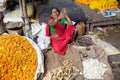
[72,21,86,45]
[71,29,80,46]
[0,12,3,21]
[72,21,79,40]
[73,28,78,40]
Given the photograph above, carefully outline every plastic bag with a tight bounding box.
[86,35,120,55]
[37,35,50,50]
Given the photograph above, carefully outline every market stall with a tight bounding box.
[0,0,120,80]
[75,0,120,33]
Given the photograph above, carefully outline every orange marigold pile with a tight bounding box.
[0,34,38,80]
[75,0,118,10]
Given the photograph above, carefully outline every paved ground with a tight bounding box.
[104,28,120,80]
[106,29,120,51]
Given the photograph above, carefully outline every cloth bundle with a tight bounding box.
[0,0,7,12]
[3,4,34,23]
[76,36,95,47]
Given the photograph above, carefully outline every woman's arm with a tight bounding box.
[64,14,73,25]
[62,8,73,26]
[48,18,59,27]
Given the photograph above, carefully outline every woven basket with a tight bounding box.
[6,22,23,35]
[7,28,23,35]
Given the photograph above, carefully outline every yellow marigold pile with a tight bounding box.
[0,34,38,80]
[75,0,118,10]
[75,0,96,4]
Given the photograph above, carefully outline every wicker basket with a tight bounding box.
[7,28,23,35]
[6,22,23,35]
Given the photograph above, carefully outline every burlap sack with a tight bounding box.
[43,45,83,80]
[43,44,114,80]
[79,45,114,80]
[76,22,85,36]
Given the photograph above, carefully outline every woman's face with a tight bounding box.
[51,8,59,18]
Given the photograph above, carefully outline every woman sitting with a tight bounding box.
[46,7,76,55]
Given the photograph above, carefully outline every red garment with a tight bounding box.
[0,12,3,21]
[46,18,75,55]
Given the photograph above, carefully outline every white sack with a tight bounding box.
[26,37,44,80]
[31,22,50,50]
[37,35,50,50]
[3,4,33,23]
[82,59,107,79]
[31,22,46,37]
[86,35,120,55]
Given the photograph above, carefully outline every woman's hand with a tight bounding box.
[61,8,73,26]
[58,12,65,20]
[51,32,60,38]
[61,8,68,16]
[63,8,67,13]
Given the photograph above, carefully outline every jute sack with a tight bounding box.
[76,22,85,36]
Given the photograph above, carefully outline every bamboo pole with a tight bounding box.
[18,0,23,16]
[19,0,32,39]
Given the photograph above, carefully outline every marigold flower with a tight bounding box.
[75,0,118,10]
[0,34,38,80]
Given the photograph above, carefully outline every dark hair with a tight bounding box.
[50,7,60,15]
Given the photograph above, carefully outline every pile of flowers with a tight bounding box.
[75,0,118,10]
[0,34,38,80]
[75,0,95,4]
